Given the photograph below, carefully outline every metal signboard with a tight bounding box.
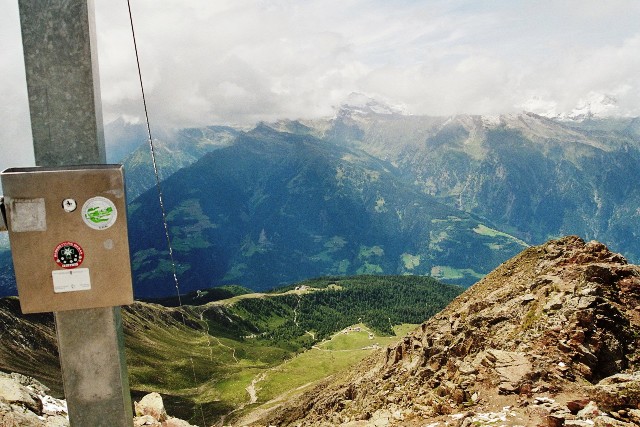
[1,165,133,313]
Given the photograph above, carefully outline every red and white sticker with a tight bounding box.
[53,241,84,269]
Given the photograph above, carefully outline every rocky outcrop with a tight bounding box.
[133,392,198,427]
[0,372,198,427]
[0,372,68,426]
[588,373,640,412]
[259,236,640,426]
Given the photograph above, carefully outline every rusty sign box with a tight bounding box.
[1,165,134,313]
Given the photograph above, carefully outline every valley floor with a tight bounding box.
[224,323,418,426]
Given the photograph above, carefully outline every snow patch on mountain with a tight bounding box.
[521,91,623,122]
[339,92,407,117]
[561,92,620,120]
[480,115,501,128]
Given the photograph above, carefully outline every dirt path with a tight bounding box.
[246,373,266,404]
[198,308,238,362]
[213,335,238,363]
[293,294,301,326]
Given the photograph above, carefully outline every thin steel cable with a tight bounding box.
[126,2,207,426]
[125,0,183,307]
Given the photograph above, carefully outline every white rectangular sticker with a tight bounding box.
[52,268,91,293]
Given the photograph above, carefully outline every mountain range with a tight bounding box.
[324,96,640,245]
[126,122,527,297]
[126,98,640,297]
[1,96,639,298]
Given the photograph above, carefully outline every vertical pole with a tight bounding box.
[17,1,133,426]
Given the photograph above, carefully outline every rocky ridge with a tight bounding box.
[255,236,640,426]
[0,372,196,427]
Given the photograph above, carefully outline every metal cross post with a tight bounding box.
[17,1,133,425]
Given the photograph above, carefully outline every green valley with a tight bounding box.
[0,275,462,426]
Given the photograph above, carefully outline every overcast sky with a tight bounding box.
[1,0,640,171]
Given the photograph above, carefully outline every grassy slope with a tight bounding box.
[122,276,461,425]
[0,275,461,426]
[229,323,418,425]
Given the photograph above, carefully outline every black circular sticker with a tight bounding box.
[53,241,84,269]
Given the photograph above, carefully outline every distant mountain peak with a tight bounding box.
[562,92,620,121]
[256,119,322,137]
[522,92,622,122]
[337,92,407,117]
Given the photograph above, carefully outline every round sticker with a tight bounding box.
[54,241,84,269]
[82,196,117,230]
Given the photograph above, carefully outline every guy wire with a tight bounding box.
[125,0,183,307]
[126,2,207,426]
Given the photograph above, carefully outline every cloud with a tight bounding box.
[95,0,374,126]
[0,0,34,172]
[1,0,640,170]
[93,0,640,125]
[511,33,640,116]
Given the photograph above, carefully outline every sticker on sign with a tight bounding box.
[82,196,117,230]
[52,268,91,293]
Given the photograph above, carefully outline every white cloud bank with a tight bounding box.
[1,0,640,169]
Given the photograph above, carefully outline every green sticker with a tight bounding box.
[82,197,117,230]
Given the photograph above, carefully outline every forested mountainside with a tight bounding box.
[321,103,640,256]
[126,104,640,297]
[0,251,14,297]
[127,124,526,297]
[119,124,240,200]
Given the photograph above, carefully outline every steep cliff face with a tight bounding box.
[260,236,640,426]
